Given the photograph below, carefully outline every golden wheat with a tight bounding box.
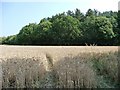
[0,45,118,88]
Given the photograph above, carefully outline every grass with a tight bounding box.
[2,57,46,88]
[90,51,119,88]
[0,45,119,88]
[53,54,97,88]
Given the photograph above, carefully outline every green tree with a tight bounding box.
[95,17,115,43]
[80,16,96,44]
[66,10,74,17]
[33,19,52,45]
[118,11,120,29]
[86,9,94,17]
[117,10,120,45]
[2,9,119,46]
[74,8,84,21]
[81,16,115,45]
[0,37,2,44]
[2,35,16,44]
[52,15,81,45]
[0,37,7,44]
[16,23,37,45]
[100,11,117,19]
[99,11,118,45]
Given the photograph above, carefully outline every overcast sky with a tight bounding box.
[0,0,119,36]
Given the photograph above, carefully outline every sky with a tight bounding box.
[0,0,119,36]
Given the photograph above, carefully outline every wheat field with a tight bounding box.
[0,45,119,88]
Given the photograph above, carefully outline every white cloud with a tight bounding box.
[89,0,119,11]
[1,0,80,2]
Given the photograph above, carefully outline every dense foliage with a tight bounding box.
[1,9,120,45]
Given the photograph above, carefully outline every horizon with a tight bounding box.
[0,0,119,37]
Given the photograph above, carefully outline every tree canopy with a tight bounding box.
[1,9,119,46]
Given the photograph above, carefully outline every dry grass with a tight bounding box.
[53,54,97,88]
[0,59,2,90]
[53,51,119,88]
[90,51,119,87]
[2,56,46,88]
[0,45,119,88]
[0,46,50,88]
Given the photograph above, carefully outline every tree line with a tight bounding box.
[1,9,120,45]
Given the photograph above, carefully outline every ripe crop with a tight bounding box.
[0,45,119,88]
